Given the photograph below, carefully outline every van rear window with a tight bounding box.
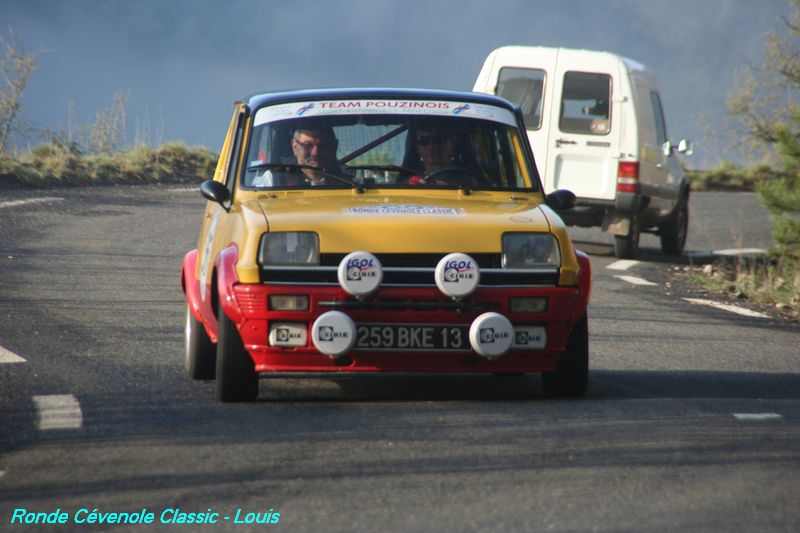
[559,72,611,135]
[496,68,545,131]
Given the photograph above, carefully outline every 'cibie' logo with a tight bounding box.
[453,104,470,115]
[276,328,303,342]
[443,260,475,283]
[319,326,349,342]
[479,328,510,344]
[296,103,315,116]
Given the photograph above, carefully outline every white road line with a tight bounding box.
[0,345,26,364]
[683,298,770,319]
[687,249,767,261]
[607,259,640,271]
[32,395,83,430]
[171,187,200,193]
[714,248,767,257]
[0,197,64,209]
[614,275,657,286]
[734,413,783,421]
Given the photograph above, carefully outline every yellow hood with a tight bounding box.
[252,190,551,253]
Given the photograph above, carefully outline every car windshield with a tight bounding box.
[242,98,536,191]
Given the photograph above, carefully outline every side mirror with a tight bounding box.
[545,189,576,211]
[200,180,231,211]
[663,139,694,156]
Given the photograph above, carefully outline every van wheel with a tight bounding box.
[613,218,639,259]
[542,314,588,397]
[215,307,259,402]
[660,199,689,255]
[184,303,216,379]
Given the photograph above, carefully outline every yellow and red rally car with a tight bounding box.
[181,88,591,402]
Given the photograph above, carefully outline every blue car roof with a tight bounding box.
[242,87,518,113]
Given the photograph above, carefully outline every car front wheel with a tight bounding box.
[215,307,259,402]
[542,314,589,398]
[184,303,216,380]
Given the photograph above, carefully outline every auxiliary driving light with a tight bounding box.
[269,323,307,347]
[311,311,357,356]
[512,326,547,349]
[337,251,383,297]
[468,312,514,359]
[435,253,480,299]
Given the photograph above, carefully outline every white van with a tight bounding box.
[473,46,692,259]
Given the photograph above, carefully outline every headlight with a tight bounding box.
[502,233,560,269]
[258,232,319,266]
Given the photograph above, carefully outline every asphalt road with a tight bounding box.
[0,186,797,532]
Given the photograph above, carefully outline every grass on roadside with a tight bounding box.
[686,254,800,318]
[0,142,217,188]
[685,161,800,317]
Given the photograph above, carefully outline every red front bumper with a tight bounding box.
[229,284,582,374]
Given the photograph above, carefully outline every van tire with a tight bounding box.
[660,199,689,255]
[542,314,588,397]
[215,307,259,402]
[613,218,639,259]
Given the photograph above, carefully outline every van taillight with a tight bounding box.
[617,161,640,193]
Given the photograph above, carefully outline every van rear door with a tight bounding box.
[486,48,557,183]
[545,50,621,200]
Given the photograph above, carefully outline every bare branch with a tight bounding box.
[0,27,43,153]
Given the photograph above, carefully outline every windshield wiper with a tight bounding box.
[248,163,356,188]
[345,164,419,175]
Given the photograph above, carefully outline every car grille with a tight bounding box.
[261,253,558,287]
[319,253,504,269]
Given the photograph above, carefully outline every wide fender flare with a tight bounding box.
[216,244,243,325]
[181,249,203,322]
[572,249,592,326]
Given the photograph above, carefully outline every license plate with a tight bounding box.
[355,324,469,351]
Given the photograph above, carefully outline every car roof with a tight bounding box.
[242,87,518,113]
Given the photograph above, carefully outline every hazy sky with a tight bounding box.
[1,0,790,168]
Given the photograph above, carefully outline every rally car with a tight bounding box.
[181,88,591,402]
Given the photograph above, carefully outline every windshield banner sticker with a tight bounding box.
[255,100,517,127]
[345,204,465,216]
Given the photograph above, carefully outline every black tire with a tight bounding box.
[215,307,259,402]
[492,372,525,378]
[613,218,639,259]
[184,303,216,379]
[542,314,589,398]
[660,198,689,255]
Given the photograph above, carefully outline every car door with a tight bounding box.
[195,103,247,324]
[545,50,621,200]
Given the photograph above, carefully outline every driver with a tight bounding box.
[291,126,339,186]
[252,124,342,187]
